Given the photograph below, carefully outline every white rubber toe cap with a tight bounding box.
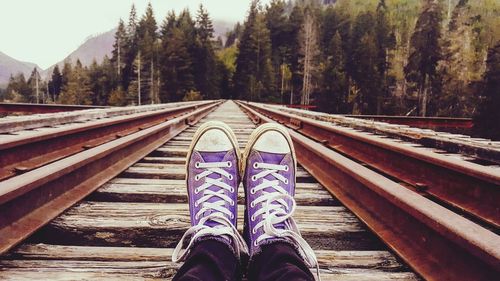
[253,130,291,154]
[194,129,233,152]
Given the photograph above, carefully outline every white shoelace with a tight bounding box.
[251,162,321,280]
[172,161,249,262]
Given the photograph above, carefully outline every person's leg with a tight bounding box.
[173,239,240,281]
[247,241,314,281]
[172,121,249,281]
[242,123,318,281]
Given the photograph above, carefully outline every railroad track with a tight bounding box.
[0,100,499,280]
[0,103,109,114]
[344,114,473,133]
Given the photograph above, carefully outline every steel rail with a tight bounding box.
[0,101,218,181]
[236,101,500,281]
[0,102,110,114]
[0,101,221,254]
[238,102,500,229]
[344,114,473,131]
[265,104,500,165]
[0,101,205,134]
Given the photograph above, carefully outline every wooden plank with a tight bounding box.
[171,136,251,142]
[7,244,406,270]
[88,180,337,206]
[35,202,379,250]
[141,157,186,164]
[121,164,312,180]
[0,244,417,280]
[0,261,418,281]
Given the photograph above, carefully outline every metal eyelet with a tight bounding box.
[252,228,257,234]
[229,187,235,193]
[250,201,255,208]
[195,162,200,168]
[253,241,258,247]
[230,214,234,219]
[194,201,199,207]
[251,215,256,221]
[250,188,256,195]
[228,174,233,180]
[284,179,289,184]
[195,175,200,181]
[253,162,259,169]
[284,165,289,171]
[230,200,235,206]
[226,161,232,167]
[194,187,200,194]
[251,175,257,181]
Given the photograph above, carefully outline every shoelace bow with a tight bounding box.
[251,162,321,280]
[172,161,248,262]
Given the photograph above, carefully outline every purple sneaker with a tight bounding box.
[172,121,248,262]
[242,123,319,273]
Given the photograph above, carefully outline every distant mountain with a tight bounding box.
[0,51,41,87]
[42,28,116,78]
[213,20,235,39]
[1,19,236,86]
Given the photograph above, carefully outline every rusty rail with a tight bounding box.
[345,114,473,131]
[0,101,221,254]
[0,103,109,114]
[236,101,500,281]
[0,101,217,181]
[238,102,500,229]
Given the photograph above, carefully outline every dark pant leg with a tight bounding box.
[173,239,241,281]
[247,242,315,281]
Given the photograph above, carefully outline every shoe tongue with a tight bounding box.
[257,151,285,165]
[200,151,228,163]
[198,151,232,227]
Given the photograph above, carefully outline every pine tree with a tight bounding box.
[225,22,243,47]
[404,0,442,116]
[265,0,290,89]
[299,8,320,106]
[234,0,275,101]
[159,12,195,102]
[287,5,305,105]
[318,31,349,113]
[375,0,395,113]
[111,19,127,85]
[137,2,158,104]
[474,43,500,140]
[194,4,219,99]
[123,4,139,94]
[437,0,482,117]
[348,12,380,114]
[27,68,42,103]
[49,65,63,101]
[5,73,30,102]
[59,60,93,105]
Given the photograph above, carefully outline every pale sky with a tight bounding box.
[0,0,270,69]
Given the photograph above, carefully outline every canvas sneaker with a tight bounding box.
[241,123,319,274]
[172,121,248,262]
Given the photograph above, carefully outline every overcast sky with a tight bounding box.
[0,0,270,69]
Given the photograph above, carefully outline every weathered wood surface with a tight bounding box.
[1,101,418,280]
[1,244,417,280]
[121,163,311,180]
[36,202,376,250]
[89,178,337,206]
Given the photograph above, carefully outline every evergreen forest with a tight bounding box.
[3,0,500,138]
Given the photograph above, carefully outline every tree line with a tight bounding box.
[2,0,499,138]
